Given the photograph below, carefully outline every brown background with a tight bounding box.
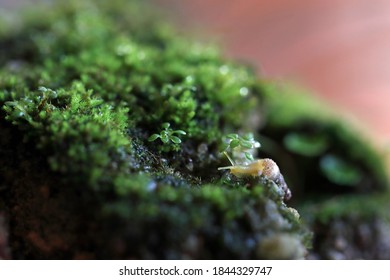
[156,0,390,152]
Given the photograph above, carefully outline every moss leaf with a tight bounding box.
[284,132,328,157]
[148,134,160,142]
[170,136,182,144]
[320,154,362,186]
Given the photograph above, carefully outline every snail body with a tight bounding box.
[218,152,291,201]
[218,158,279,179]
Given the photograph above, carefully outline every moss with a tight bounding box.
[3,82,131,188]
[0,0,309,259]
[300,193,390,224]
[257,82,389,259]
[0,0,387,259]
[258,82,388,195]
[300,194,390,259]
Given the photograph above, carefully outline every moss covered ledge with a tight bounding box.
[0,0,310,259]
[0,0,388,259]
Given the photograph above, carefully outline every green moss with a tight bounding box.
[0,0,387,259]
[0,0,308,259]
[259,82,388,195]
[300,193,390,224]
[319,154,362,186]
[299,193,390,259]
[3,82,131,188]
[148,122,187,152]
[283,132,328,157]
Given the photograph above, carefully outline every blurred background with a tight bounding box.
[153,0,390,153]
[2,0,390,158]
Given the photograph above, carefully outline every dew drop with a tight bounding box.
[239,87,249,97]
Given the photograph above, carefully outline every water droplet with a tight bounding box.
[146,181,157,192]
[116,44,132,56]
[219,65,229,75]
[185,158,194,171]
[239,87,249,96]
[185,76,194,84]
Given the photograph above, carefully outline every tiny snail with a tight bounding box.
[218,152,291,201]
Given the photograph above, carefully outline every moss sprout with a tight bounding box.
[148,122,186,152]
[222,133,261,163]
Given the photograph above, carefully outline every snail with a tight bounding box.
[218,152,291,201]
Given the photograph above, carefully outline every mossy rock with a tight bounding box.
[0,0,387,259]
[258,83,390,259]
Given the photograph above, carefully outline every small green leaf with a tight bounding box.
[244,152,254,161]
[284,133,328,157]
[160,134,169,143]
[320,154,362,186]
[38,86,48,93]
[226,133,238,140]
[148,134,160,142]
[229,139,240,149]
[162,122,170,129]
[170,136,182,144]
[242,133,254,141]
[173,130,186,135]
[240,140,253,149]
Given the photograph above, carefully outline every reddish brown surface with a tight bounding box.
[157,0,390,153]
